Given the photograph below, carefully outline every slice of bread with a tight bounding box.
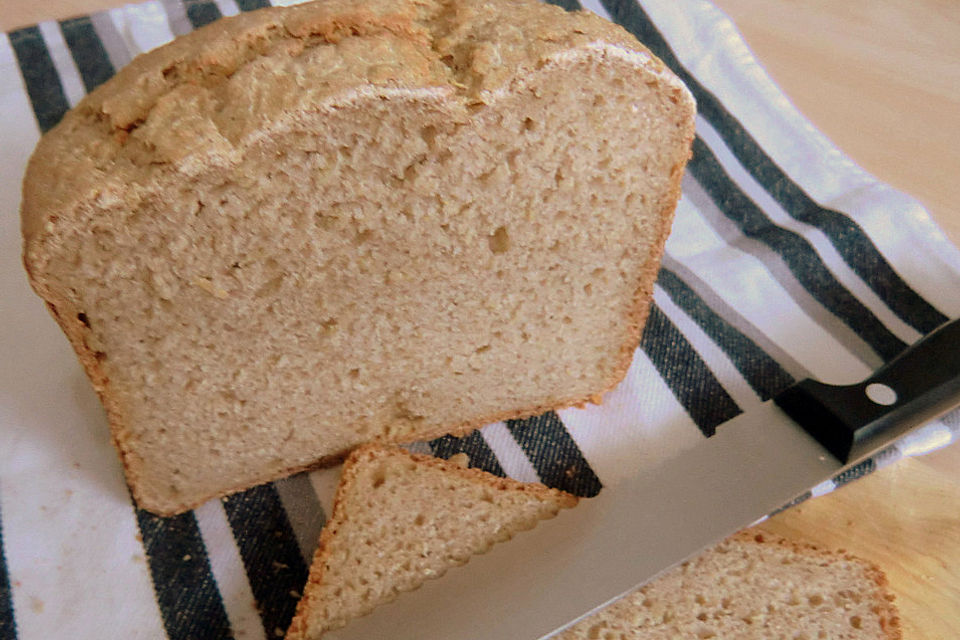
[21,0,695,515]
[559,530,901,640]
[284,443,577,639]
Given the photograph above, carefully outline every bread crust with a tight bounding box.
[21,0,695,515]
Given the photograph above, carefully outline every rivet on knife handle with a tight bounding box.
[774,317,960,463]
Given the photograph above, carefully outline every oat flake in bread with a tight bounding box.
[285,444,577,639]
[21,0,696,515]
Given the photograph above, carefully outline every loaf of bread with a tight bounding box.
[559,530,901,640]
[285,443,577,639]
[21,0,695,515]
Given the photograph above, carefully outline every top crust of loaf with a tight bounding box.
[21,0,689,248]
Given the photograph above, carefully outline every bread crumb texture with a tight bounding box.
[559,531,901,640]
[21,0,695,514]
[285,444,577,639]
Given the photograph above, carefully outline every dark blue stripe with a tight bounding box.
[430,432,507,477]
[8,27,70,133]
[599,0,947,335]
[657,267,795,400]
[770,490,812,516]
[545,0,581,11]
[832,457,876,487]
[222,485,309,639]
[942,407,960,429]
[59,17,115,92]
[705,119,947,336]
[185,1,223,29]
[689,136,907,362]
[505,412,602,497]
[0,502,17,640]
[236,0,271,11]
[641,303,741,436]
[135,509,232,640]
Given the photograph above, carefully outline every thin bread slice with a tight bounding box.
[285,444,577,639]
[559,530,901,640]
[21,0,695,515]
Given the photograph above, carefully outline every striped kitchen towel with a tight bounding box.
[1,0,959,638]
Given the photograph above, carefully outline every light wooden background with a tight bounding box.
[4,0,960,637]
[709,2,960,636]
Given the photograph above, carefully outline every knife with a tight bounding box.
[326,318,960,640]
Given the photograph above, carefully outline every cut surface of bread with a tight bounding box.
[21,0,695,514]
[559,530,901,640]
[285,444,577,639]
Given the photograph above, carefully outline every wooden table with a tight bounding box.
[4,1,959,636]
[708,2,960,636]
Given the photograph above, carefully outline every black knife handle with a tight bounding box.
[774,317,960,463]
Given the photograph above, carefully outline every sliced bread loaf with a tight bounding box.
[21,0,695,514]
[284,443,577,639]
[559,530,901,640]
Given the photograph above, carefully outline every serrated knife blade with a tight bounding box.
[325,318,960,640]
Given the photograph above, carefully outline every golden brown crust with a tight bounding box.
[22,0,695,516]
[21,0,674,249]
[20,0,662,249]
[20,0,446,249]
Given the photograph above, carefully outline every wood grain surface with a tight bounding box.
[759,445,960,639]
[710,0,960,247]
[709,2,960,635]
[4,1,960,636]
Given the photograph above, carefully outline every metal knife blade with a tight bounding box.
[324,318,960,640]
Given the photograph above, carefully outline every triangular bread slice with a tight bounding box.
[558,530,901,639]
[285,444,578,639]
